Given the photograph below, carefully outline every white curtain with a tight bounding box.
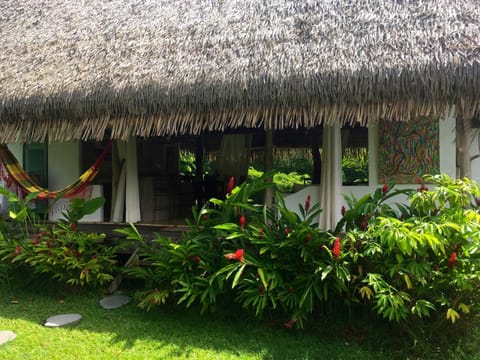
[319,125,342,230]
[214,134,252,179]
[112,137,141,223]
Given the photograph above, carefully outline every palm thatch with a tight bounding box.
[1,0,479,142]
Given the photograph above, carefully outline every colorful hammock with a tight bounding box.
[0,140,112,200]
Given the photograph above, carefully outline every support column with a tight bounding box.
[457,115,471,178]
[264,129,274,208]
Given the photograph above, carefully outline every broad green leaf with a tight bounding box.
[232,263,246,288]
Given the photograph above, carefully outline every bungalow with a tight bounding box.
[0,0,479,230]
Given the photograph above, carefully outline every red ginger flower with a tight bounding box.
[360,220,368,231]
[305,195,311,211]
[225,249,245,262]
[448,251,457,270]
[284,319,297,329]
[14,245,22,257]
[382,183,389,194]
[304,234,312,244]
[227,176,235,195]
[341,205,346,216]
[332,238,341,259]
[239,215,246,230]
[284,227,291,236]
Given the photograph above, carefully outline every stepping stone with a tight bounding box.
[44,314,82,328]
[99,294,131,309]
[0,331,16,347]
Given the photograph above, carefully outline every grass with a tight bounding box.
[0,279,478,360]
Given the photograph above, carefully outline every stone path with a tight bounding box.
[44,314,82,328]
[99,294,131,309]
[0,330,16,347]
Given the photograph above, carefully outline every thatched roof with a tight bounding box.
[1,0,480,142]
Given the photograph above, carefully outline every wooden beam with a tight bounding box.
[264,129,274,208]
[456,115,471,178]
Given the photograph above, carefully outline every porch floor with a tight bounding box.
[78,220,189,241]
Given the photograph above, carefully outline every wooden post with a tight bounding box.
[110,141,120,221]
[310,130,321,184]
[264,129,274,208]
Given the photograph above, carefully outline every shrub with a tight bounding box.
[0,189,120,288]
[341,175,480,331]
[123,175,349,327]
[124,173,480,335]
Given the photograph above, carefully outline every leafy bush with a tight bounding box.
[123,175,350,327]
[248,167,310,193]
[0,189,120,287]
[340,175,480,331]
[123,173,480,335]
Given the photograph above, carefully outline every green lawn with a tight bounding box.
[0,283,475,360]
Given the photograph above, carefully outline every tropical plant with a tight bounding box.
[0,189,120,287]
[123,174,354,328]
[342,175,480,330]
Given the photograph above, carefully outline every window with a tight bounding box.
[342,126,368,185]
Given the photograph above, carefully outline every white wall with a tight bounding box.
[469,130,480,183]
[7,141,81,188]
[48,141,81,189]
[7,143,23,163]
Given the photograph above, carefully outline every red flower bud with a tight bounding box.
[225,249,245,262]
[284,319,297,329]
[70,223,76,232]
[227,176,235,195]
[360,221,368,231]
[341,206,346,216]
[284,227,291,236]
[31,236,40,246]
[418,185,429,192]
[332,238,341,259]
[239,215,246,230]
[14,245,22,257]
[448,251,457,270]
[304,195,311,211]
[382,183,389,194]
